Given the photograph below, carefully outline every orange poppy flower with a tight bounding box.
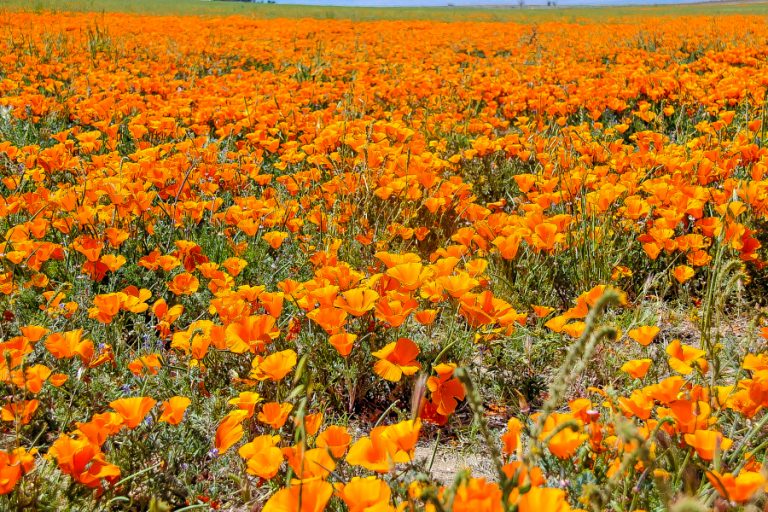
[263,231,289,249]
[109,397,157,429]
[345,427,399,473]
[302,412,324,437]
[672,265,695,283]
[258,402,293,429]
[426,363,465,415]
[431,257,460,277]
[502,461,545,488]
[258,291,285,318]
[168,272,200,296]
[87,293,124,324]
[104,227,129,248]
[11,364,51,394]
[127,354,162,376]
[307,306,348,335]
[221,257,248,277]
[374,295,418,327]
[317,425,352,458]
[20,325,48,342]
[561,321,586,338]
[77,455,121,489]
[437,272,479,299]
[238,435,283,479]
[153,298,184,338]
[75,130,102,153]
[538,413,587,459]
[49,373,68,387]
[174,241,208,272]
[171,319,215,359]
[516,487,571,512]
[307,284,341,309]
[531,223,564,252]
[418,279,446,303]
[492,235,521,260]
[346,419,420,473]
[450,477,503,511]
[628,326,660,346]
[532,305,555,318]
[99,254,126,272]
[684,430,733,461]
[1,400,39,425]
[45,329,94,363]
[707,470,765,503]
[662,399,711,434]
[334,288,379,317]
[414,309,438,325]
[262,480,333,512]
[502,417,523,456]
[647,375,686,404]
[76,412,123,445]
[465,258,488,277]
[250,349,297,382]
[666,339,707,375]
[49,434,97,477]
[215,410,249,454]
[228,391,262,418]
[0,447,35,495]
[158,396,191,425]
[225,315,280,353]
[337,477,392,512]
[121,287,152,313]
[611,265,633,280]
[374,251,421,269]
[283,445,336,479]
[48,434,120,488]
[156,255,182,272]
[372,337,421,382]
[8,12,768,507]
[621,359,652,379]
[72,236,103,262]
[329,332,357,357]
[385,262,430,291]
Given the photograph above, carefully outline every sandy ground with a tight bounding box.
[413,442,496,483]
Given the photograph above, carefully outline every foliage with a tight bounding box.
[0,8,767,512]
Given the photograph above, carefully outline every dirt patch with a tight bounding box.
[414,443,496,484]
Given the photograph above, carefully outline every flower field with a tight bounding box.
[2,7,768,511]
